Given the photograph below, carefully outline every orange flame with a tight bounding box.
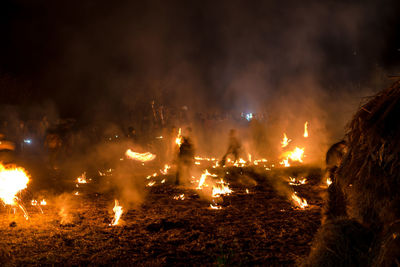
[197,169,217,189]
[304,121,309,138]
[77,172,87,184]
[175,128,182,147]
[125,149,156,162]
[280,147,305,166]
[281,133,291,148]
[110,200,123,226]
[291,193,308,209]
[211,179,232,198]
[0,163,30,206]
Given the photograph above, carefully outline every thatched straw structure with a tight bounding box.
[305,80,400,266]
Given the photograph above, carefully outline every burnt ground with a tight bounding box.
[0,162,324,266]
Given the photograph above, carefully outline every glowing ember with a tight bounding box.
[74,191,79,196]
[147,181,156,187]
[125,149,156,162]
[281,133,291,148]
[175,128,182,147]
[253,159,268,166]
[212,179,232,198]
[246,189,249,194]
[161,179,166,184]
[326,177,332,186]
[77,172,87,184]
[210,204,222,210]
[291,192,308,209]
[40,199,47,205]
[173,194,185,200]
[110,200,123,226]
[0,163,30,206]
[195,161,201,165]
[31,199,38,206]
[304,121,309,138]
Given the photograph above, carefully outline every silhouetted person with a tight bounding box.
[220,129,241,166]
[176,128,194,185]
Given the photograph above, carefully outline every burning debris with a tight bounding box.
[288,177,307,186]
[291,192,308,209]
[173,194,185,200]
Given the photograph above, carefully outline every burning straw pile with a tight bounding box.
[305,80,400,266]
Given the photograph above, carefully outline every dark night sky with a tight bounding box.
[0,0,399,121]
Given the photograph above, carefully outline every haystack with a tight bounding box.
[305,80,400,266]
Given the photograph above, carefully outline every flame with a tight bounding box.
[291,192,308,209]
[161,179,166,184]
[246,189,249,194]
[40,199,47,205]
[304,121,309,138]
[212,179,232,198]
[280,158,290,167]
[125,149,156,162]
[31,199,38,206]
[110,200,123,226]
[281,133,291,148]
[326,177,332,186]
[197,169,216,189]
[74,191,79,196]
[77,172,87,184]
[280,147,305,166]
[160,164,170,175]
[175,128,182,147]
[288,177,307,185]
[0,163,30,206]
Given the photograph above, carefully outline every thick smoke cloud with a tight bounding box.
[0,0,399,160]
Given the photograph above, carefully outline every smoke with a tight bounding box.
[0,1,398,186]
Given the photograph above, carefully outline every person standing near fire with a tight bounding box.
[175,127,195,185]
[220,129,242,166]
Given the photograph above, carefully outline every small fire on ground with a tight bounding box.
[110,200,123,226]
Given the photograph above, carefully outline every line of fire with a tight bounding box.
[1,1,400,265]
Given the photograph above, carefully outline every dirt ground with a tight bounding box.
[0,162,324,266]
